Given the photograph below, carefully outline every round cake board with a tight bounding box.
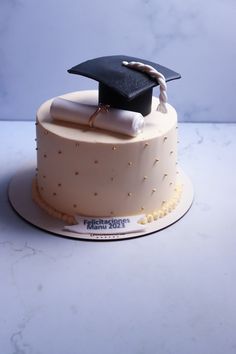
[8,166,194,241]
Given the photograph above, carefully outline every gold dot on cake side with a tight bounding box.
[163,173,168,179]
[152,188,157,194]
[75,171,79,176]
[94,192,98,196]
[43,154,47,158]
[44,130,49,135]
[112,146,117,151]
[163,136,168,142]
[58,150,62,154]
[144,143,149,148]
[75,143,80,147]
[53,192,57,196]
[128,192,132,197]
[43,175,46,179]
[128,161,133,166]
[170,151,174,155]
[143,176,148,181]
[94,160,99,164]
[154,158,159,164]
[141,207,145,211]
[58,183,62,187]
[73,204,77,208]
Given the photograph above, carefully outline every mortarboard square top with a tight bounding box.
[68,55,181,116]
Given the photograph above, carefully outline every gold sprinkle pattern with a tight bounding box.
[32,180,76,225]
[137,184,183,225]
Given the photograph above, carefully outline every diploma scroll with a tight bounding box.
[50,98,144,137]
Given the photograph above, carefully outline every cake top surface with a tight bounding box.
[68,55,180,116]
[37,91,177,144]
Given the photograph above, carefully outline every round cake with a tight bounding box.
[33,90,181,224]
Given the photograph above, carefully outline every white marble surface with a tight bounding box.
[0,0,236,122]
[1,121,236,354]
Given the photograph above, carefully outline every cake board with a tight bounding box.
[8,166,194,241]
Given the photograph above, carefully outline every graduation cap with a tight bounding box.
[68,55,181,116]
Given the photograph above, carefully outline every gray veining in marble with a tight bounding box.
[0,0,236,122]
[1,121,236,354]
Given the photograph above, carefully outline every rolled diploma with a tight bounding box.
[50,97,144,137]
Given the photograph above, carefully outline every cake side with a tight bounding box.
[34,90,179,219]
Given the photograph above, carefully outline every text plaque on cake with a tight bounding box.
[64,215,145,235]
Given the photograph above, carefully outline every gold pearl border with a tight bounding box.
[32,179,182,228]
[32,178,77,225]
[138,184,182,225]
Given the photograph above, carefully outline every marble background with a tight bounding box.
[0,0,235,122]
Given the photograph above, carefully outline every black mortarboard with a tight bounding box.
[68,55,181,116]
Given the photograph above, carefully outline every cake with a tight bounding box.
[32,55,183,229]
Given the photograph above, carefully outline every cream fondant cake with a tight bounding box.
[30,55,187,232]
[33,90,181,225]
